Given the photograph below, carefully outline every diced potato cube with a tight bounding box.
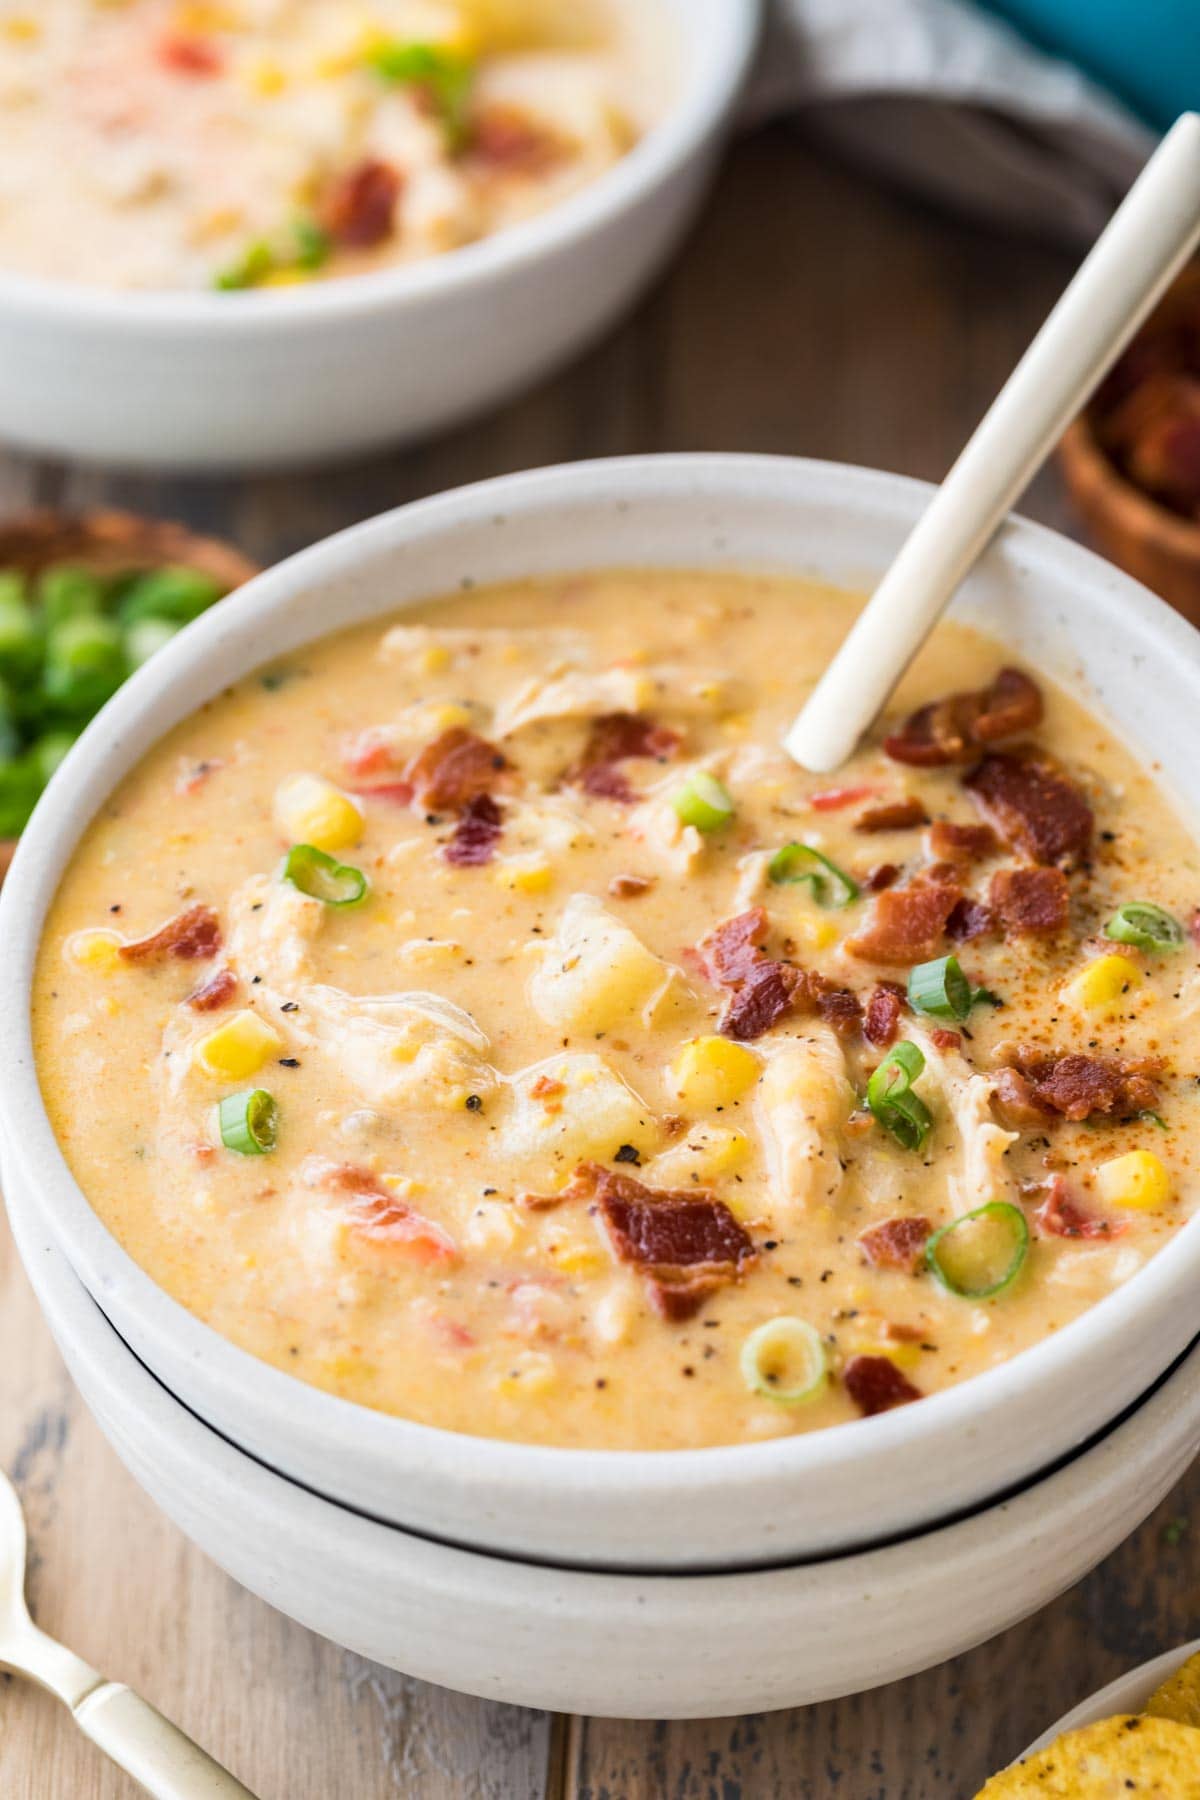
[274,773,363,853]
[494,857,554,895]
[1094,1149,1171,1212]
[1064,953,1144,1015]
[529,893,672,1032]
[649,1125,750,1189]
[194,1010,283,1080]
[64,928,123,973]
[669,1037,760,1110]
[500,1052,658,1176]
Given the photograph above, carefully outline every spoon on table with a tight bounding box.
[0,1468,257,1798]
[785,110,1200,774]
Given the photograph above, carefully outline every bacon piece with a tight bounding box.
[965,752,1093,868]
[858,1216,931,1272]
[864,981,906,1048]
[609,873,654,899]
[184,967,237,1012]
[992,1050,1162,1124]
[158,33,224,75]
[321,159,402,249]
[721,960,801,1041]
[926,821,997,864]
[119,903,221,963]
[1032,1174,1126,1241]
[309,1160,457,1264]
[990,865,1070,936]
[583,1162,757,1322]
[843,1354,923,1417]
[405,727,507,814]
[846,880,961,966]
[470,106,566,176]
[865,863,900,892]
[856,799,930,833]
[812,785,877,812]
[443,794,503,867]
[946,897,995,942]
[569,713,680,806]
[802,973,863,1038]
[884,668,1043,767]
[931,1028,962,1052]
[697,907,770,986]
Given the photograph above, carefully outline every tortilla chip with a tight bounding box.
[1146,1651,1200,1730]
[974,1714,1200,1797]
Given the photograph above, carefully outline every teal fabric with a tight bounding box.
[977,0,1197,130]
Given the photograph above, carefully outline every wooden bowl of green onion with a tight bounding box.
[0,510,258,878]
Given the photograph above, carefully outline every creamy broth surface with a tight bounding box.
[33,572,1200,1449]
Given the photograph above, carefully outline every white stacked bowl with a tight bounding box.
[3,455,1200,1579]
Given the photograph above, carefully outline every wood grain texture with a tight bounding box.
[0,127,1196,1799]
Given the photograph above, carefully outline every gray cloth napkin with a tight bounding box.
[751,0,1154,242]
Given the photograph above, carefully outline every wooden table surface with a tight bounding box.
[1,127,1196,1800]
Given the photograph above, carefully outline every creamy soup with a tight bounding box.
[32,572,1200,1450]
[0,0,666,290]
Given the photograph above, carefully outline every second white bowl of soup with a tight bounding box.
[5,455,1200,1571]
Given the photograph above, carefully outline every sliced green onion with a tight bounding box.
[291,216,330,271]
[671,770,735,833]
[117,565,224,628]
[907,953,982,1022]
[218,1088,278,1156]
[767,842,859,908]
[41,615,127,714]
[283,843,369,908]
[926,1201,1029,1299]
[1104,901,1184,952]
[1139,1109,1169,1132]
[866,1040,933,1152]
[366,40,476,146]
[214,239,275,291]
[739,1317,827,1405]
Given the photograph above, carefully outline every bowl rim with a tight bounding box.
[0,0,761,334]
[1023,1637,1200,1756]
[7,451,1200,1514]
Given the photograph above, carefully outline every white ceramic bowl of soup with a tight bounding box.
[9,1181,1200,1720]
[0,0,758,472]
[5,454,1200,1573]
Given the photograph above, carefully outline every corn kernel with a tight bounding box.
[789,912,839,951]
[259,268,311,286]
[852,1339,921,1371]
[420,643,452,676]
[494,1350,557,1398]
[432,701,474,732]
[1094,1149,1171,1212]
[194,1010,283,1080]
[552,1244,607,1277]
[64,928,123,973]
[1064,953,1144,1015]
[246,59,287,96]
[494,858,554,895]
[670,1036,760,1109]
[274,773,363,853]
[3,17,40,41]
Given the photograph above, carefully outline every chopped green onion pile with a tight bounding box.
[768,841,859,908]
[671,770,735,833]
[907,953,996,1022]
[925,1201,1029,1300]
[866,1040,933,1152]
[215,215,331,291]
[0,558,227,836]
[367,40,477,147]
[218,1088,279,1156]
[283,843,370,908]
[1104,901,1184,952]
[739,1316,827,1404]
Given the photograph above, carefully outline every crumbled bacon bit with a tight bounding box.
[470,106,566,176]
[864,981,906,1048]
[569,712,680,805]
[307,1159,457,1263]
[609,873,654,899]
[1031,1174,1126,1240]
[697,907,769,985]
[800,973,863,1038]
[926,820,997,863]
[580,1162,757,1322]
[811,784,877,812]
[721,960,801,1041]
[946,897,995,942]
[992,1050,1163,1124]
[320,159,403,249]
[931,1028,962,1052]
[846,880,961,966]
[965,752,1093,868]
[184,967,237,1012]
[885,668,1043,766]
[856,799,930,832]
[695,907,809,1040]
[865,863,900,891]
[158,33,224,75]
[118,903,221,963]
[857,1217,931,1272]
[843,1354,923,1416]
[406,728,507,813]
[990,865,1070,936]
[529,1075,565,1100]
[443,793,503,866]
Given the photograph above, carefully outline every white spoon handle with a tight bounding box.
[785,111,1200,774]
[74,1681,256,1799]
